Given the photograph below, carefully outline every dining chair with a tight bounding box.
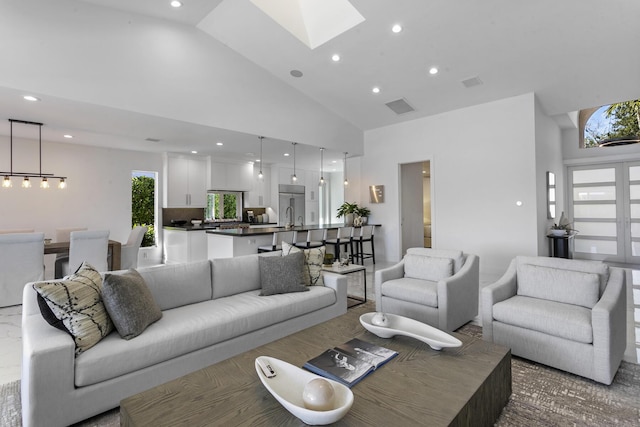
[0,232,45,307]
[54,227,88,278]
[120,226,148,270]
[352,225,375,265]
[257,230,295,253]
[324,227,354,261]
[58,230,110,277]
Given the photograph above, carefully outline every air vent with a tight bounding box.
[461,76,483,88]
[145,137,161,142]
[385,98,415,115]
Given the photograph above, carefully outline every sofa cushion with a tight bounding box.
[102,269,162,340]
[493,295,593,344]
[281,242,325,286]
[32,262,113,355]
[259,252,308,296]
[74,286,337,387]
[406,248,465,273]
[137,261,212,310]
[212,254,262,299]
[517,263,600,309]
[516,256,609,295]
[380,277,438,307]
[404,254,453,282]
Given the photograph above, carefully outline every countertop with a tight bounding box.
[205,223,380,237]
[164,223,277,232]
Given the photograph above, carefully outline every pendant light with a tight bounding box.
[319,147,325,186]
[343,152,348,186]
[291,142,298,182]
[257,136,264,179]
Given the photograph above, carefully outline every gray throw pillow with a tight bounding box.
[259,251,309,296]
[102,269,162,340]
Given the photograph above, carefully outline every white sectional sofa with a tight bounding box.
[21,253,347,427]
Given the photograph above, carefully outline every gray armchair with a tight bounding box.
[375,248,479,332]
[481,256,626,385]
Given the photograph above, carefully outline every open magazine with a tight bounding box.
[303,338,398,387]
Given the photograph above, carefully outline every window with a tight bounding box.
[131,171,156,246]
[206,191,242,220]
[580,98,640,148]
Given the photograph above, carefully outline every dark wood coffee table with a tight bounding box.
[121,304,511,426]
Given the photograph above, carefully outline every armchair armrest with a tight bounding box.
[591,267,626,384]
[481,258,517,341]
[437,254,479,331]
[374,260,405,311]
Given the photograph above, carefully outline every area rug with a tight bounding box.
[3,325,639,426]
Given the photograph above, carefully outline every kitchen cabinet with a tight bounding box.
[211,161,253,191]
[245,166,271,207]
[163,229,208,264]
[164,155,208,208]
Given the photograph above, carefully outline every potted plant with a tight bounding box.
[336,202,359,226]
[355,206,371,225]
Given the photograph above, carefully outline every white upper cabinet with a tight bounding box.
[164,154,208,208]
[210,161,253,191]
[305,170,319,201]
[245,165,271,207]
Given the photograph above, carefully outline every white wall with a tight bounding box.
[0,136,164,277]
[362,93,540,276]
[534,96,564,256]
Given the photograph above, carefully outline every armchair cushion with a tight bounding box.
[404,254,453,282]
[406,248,465,273]
[381,277,438,307]
[493,295,593,344]
[517,263,600,309]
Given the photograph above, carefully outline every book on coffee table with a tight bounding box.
[303,338,398,387]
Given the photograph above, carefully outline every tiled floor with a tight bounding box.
[1,262,638,386]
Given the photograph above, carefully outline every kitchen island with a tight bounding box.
[206,223,378,258]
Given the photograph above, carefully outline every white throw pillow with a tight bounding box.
[281,242,325,286]
[403,254,453,282]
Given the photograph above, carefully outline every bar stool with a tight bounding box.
[294,229,326,249]
[325,226,353,261]
[353,225,375,265]
[258,230,295,253]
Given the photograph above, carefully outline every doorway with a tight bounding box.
[400,160,432,255]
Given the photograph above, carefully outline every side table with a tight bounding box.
[321,264,367,307]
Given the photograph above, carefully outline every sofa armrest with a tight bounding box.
[480,258,517,341]
[437,254,479,331]
[321,272,348,312]
[591,267,626,384]
[374,260,405,311]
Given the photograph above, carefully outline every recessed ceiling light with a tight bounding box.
[23,95,40,102]
[332,160,337,163]
[372,87,381,94]
[191,150,198,154]
[290,70,303,78]
[331,54,341,62]
[216,142,223,146]
[170,1,182,8]
[63,134,73,139]
[392,24,403,33]
[256,159,261,163]
[429,67,439,75]
[284,153,290,157]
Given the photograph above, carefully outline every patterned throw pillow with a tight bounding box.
[281,242,325,286]
[102,269,162,340]
[259,251,308,296]
[33,262,113,354]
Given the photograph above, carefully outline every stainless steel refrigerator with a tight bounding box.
[278,184,305,226]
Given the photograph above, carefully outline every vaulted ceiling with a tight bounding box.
[0,0,638,169]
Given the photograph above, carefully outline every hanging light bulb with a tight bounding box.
[22,177,31,188]
[58,178,66,189]
[258,136,264,179]
[2,176,11,188]
[291,142,298,182]
[343,152,349,186]
[319,148,325,186]
[40,177,49,189]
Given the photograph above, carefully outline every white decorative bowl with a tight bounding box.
[255,356,353,425]
[191,220,202,226]
[359,312,462,351]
